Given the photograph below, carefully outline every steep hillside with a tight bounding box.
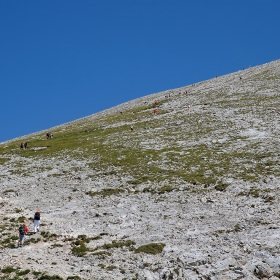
[0,59,280,280]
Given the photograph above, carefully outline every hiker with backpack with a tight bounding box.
[18,223,29,247]
[33,210,41,233]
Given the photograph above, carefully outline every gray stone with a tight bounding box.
[254,264,273,279]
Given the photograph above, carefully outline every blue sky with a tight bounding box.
[0,0,279,143]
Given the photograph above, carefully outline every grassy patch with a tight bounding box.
[0,157,10,164]
[106,265,117,271]
[134,243,165,255]
[0,80,279,197]
[214,182,229,192]
[157,185,178,194]
[101,240,136,250]
[16,269,30,276]
[92,250,112,256]
[1,266,17,273]
[38,274,64,280]
[70,234,101,257]
[40,231,58,242]
[248,188,260,198]
[24,237,41,245]
[71,241,89,257]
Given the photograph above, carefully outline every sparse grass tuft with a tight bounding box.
[16,269,30,276]
[86,188,125,197]
[40,231,58,242]
[106,265,117,271]
[2,189,15,194]
[134,243,165,255]
[71,241,89,257]
[70,234,100,257]
[1,266,17,273]
[38,274,64,280]
[157,185,177,194]
[215,182,229,192]
[92,250,112,256]
[102,240,136,250]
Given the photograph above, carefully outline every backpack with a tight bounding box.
[34,212,40,220]
[19,225,25,235]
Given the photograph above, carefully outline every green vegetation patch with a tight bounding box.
[214,182,229,192]
[0,157,10,164]
[0,84,279,192]
[67,276,82,280]
[1,266,17,274]
[106,265,117,271]
[101,239,136,250]
[92,250,112,256]
[70,234,101,257]
[134,243,165,255]
[71,241,89,257]
[248,188,260,198]
[16,269,30,276]
[238,187,274,203]
[157,185,178,194]
[38,274,64,280]
[24,237,41,245]
[40,231,58,242]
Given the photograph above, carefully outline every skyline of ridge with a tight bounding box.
[1,58,278,145]
[1,1,279,143]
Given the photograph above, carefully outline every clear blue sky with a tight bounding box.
[1,0,279,143]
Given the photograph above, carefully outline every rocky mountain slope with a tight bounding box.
[0,59,280,280]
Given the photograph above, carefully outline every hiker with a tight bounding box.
[24,142,28,149]
[20,143,24,149]
[18,223,28,247]
[130,125,134,132]
[46,132,53,139]
[153,109,158,115]
[154,101,159,106]
[33,210,41,233]
[24,223,29,234]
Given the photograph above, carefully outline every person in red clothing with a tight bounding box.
[18,223,28,247]
[24,223,29,234]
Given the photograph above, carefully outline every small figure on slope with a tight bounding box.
[34,210,41,233]
[18,223,29,247]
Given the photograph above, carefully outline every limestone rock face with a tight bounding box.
[1,60,280,279]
